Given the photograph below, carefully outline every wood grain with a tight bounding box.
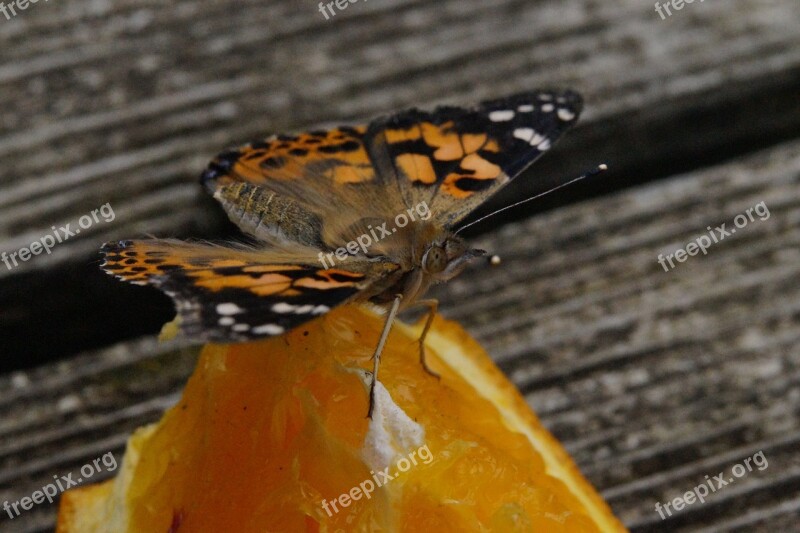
[2,139,798,532]
[0,0,798,531]
[1,0,798,277]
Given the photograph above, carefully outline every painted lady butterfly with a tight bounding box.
[101,90,583,415]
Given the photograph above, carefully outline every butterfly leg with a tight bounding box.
[414,299,441,380]
[367,294,403,419]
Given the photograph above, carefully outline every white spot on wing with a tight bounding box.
[216,303,244,315]
[232,323,250,332]
[513,128,534,142]
[517,104,534,112]
[488,110,514,122]
[541,103,554,113]
[528,131,544,146]
[272,302,295,314]
[557,108,575,121]
[272,302,322,315]
[219,317,235,326]
[252,324,285,335]
[312,305,330,315]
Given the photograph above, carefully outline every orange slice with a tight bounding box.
[57,305,625,532]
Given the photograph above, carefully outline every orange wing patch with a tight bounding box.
[100,241,365,295]
[384,120,508,199]
[385,127,421,143]
[100,240,374,343]
[395,153,437,185]
[100,240,303,286]
[202,126,376,191]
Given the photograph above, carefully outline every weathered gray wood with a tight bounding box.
[0,338,197,532]
[0,0,798,278]
[1,0,799,531]
[2,139,799,532]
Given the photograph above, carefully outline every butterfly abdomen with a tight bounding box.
[214,182,325,248]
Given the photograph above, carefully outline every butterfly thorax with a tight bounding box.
[358,224,485,310]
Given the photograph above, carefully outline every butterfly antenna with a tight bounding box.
[454,164,608,235]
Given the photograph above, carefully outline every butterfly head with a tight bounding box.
[420,235,485,282]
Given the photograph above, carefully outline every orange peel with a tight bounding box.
[58,305,625,532]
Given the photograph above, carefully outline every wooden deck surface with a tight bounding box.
[1,0,799,531]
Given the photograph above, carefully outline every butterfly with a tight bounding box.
[101,90,583,416]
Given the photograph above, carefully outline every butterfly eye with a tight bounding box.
[422,245,448,274]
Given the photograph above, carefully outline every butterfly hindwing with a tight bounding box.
[100,240,376,342]
[201,125,407,248]
[200,125,384,204]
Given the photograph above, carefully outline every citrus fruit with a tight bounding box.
[58,305,625,532]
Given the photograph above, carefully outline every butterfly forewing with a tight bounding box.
[368,90,583,228]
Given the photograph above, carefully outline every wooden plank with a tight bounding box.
[1,0,799,279]
[1,0,799,531]
[2,0,800,370]
[2,138,798,531]
[0,338,197,532]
